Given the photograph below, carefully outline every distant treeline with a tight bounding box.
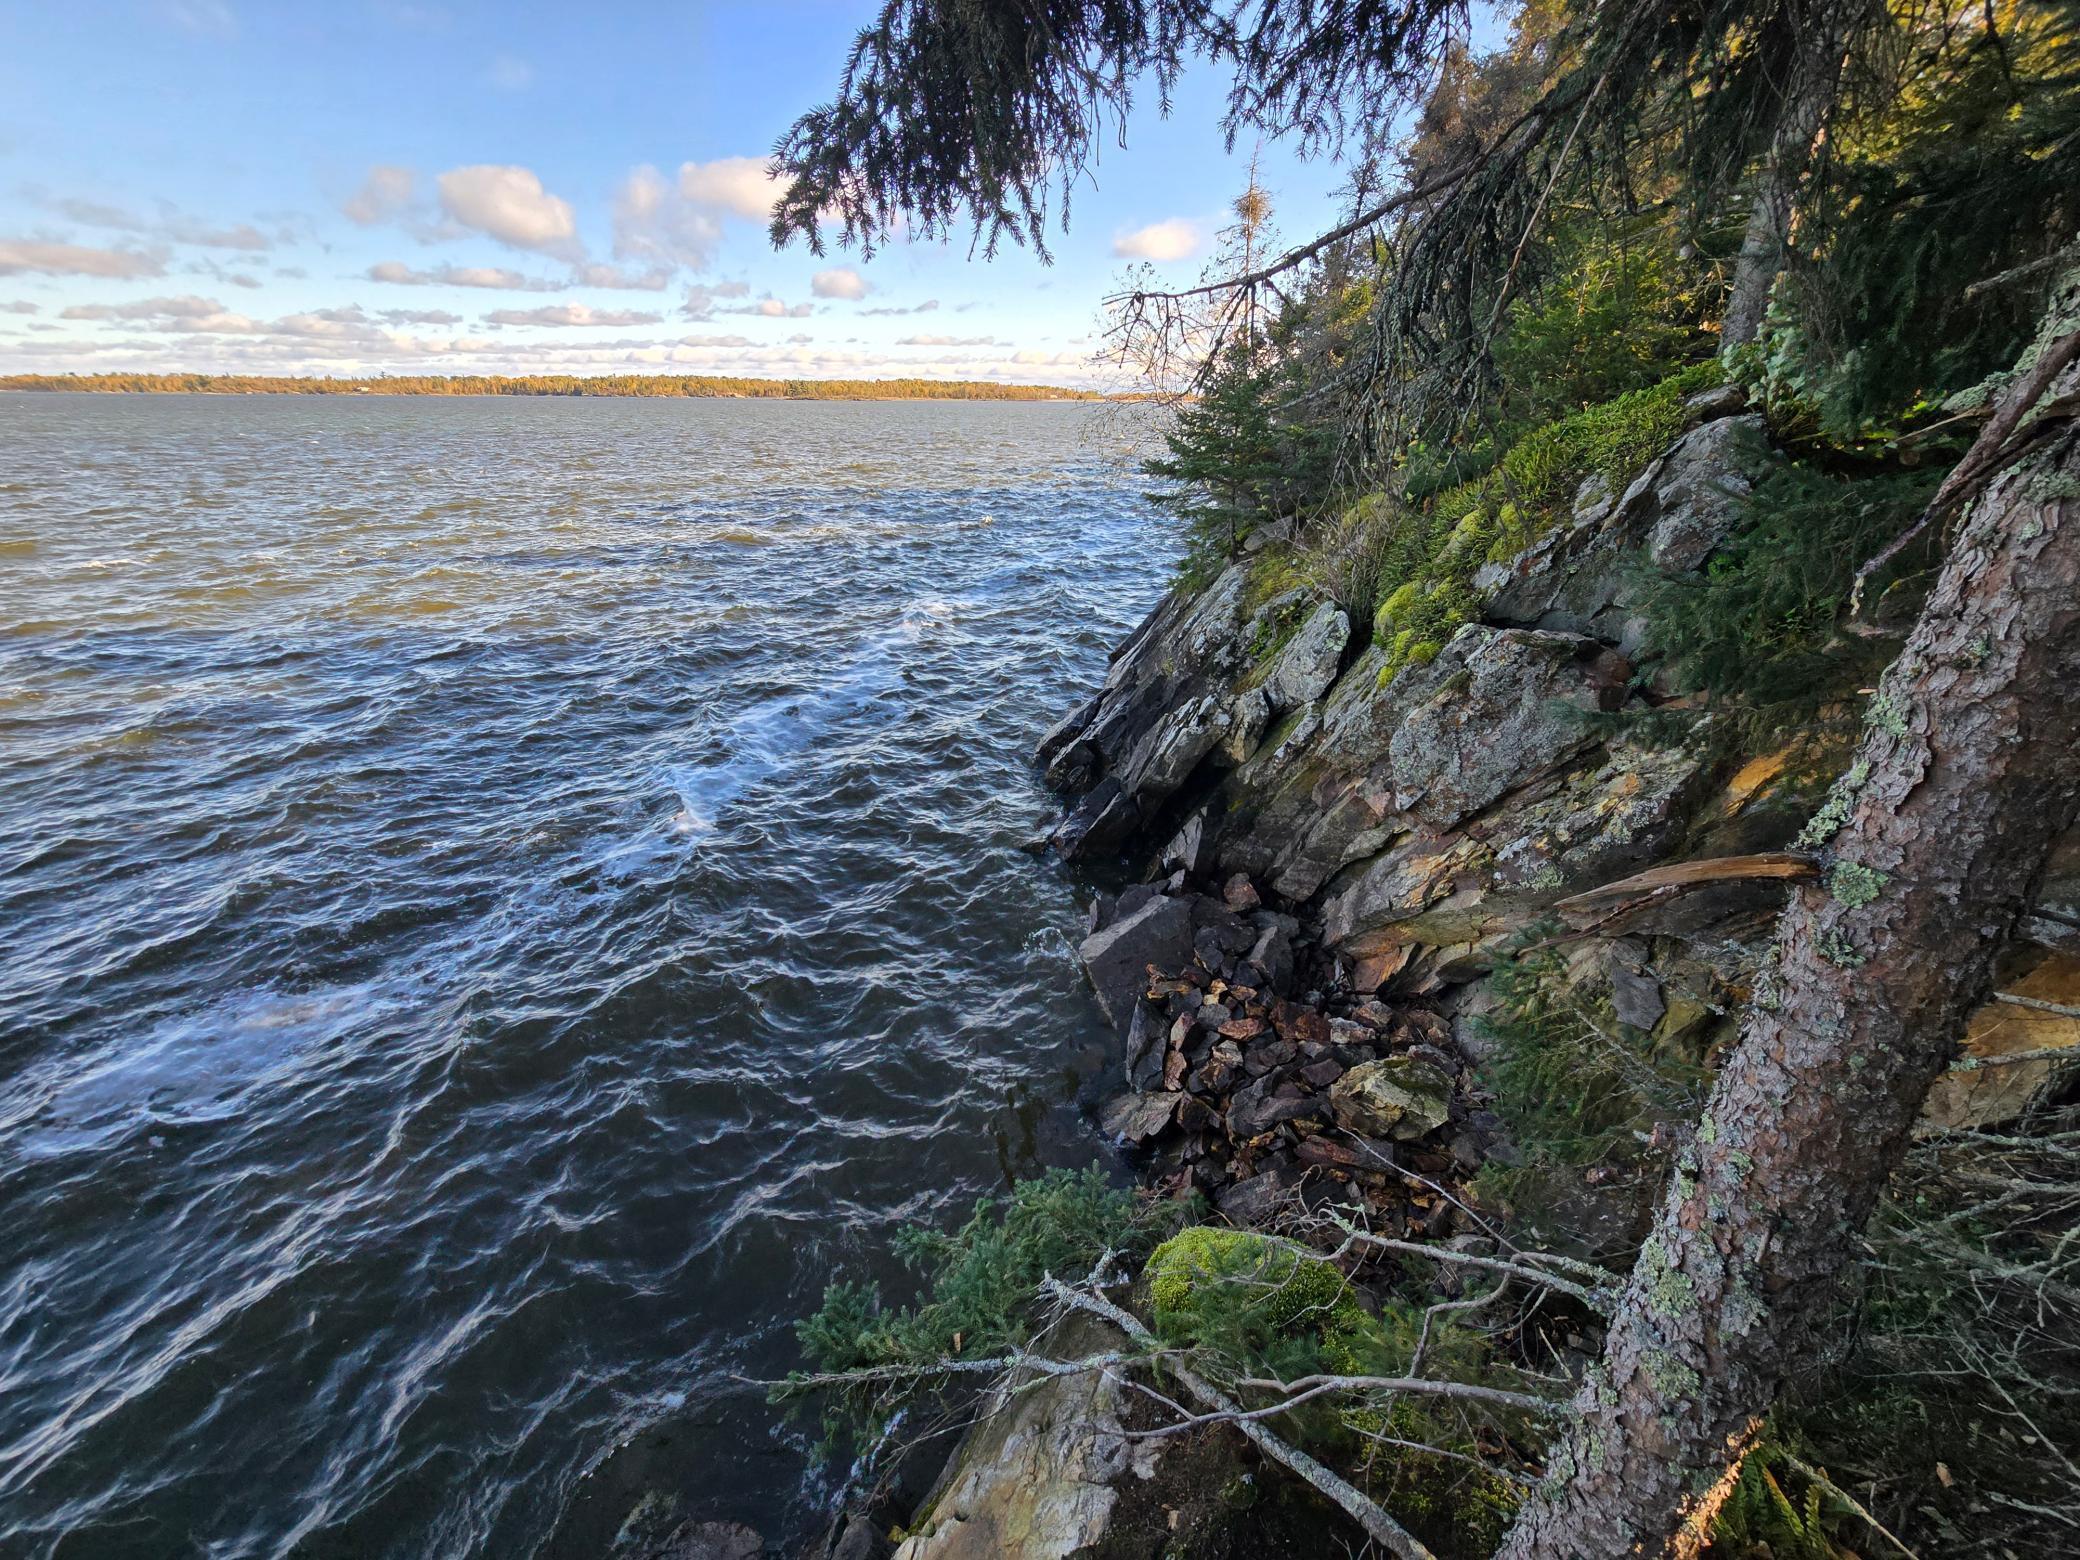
[0,371,1103,401]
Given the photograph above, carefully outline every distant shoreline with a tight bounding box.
[0,372,1109,402]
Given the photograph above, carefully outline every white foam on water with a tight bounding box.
[655,596,972,843]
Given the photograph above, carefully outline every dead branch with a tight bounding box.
[1553,852,1820,918]
[1991,991,2080,1020]
[1234,1370,1566,1419]
[1302,1223,1619,1314]
[1851,323,2080,615]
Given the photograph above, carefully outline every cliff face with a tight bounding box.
[1044,391,2079,1171]
[1042,399,1789,1045]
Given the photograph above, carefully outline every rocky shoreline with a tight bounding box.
[642,387,2080,1560]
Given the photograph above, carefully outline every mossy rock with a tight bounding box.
[1146,1227,1360,1337]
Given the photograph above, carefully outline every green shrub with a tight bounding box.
[1632,462,1939,735]
[1491,219,1716,426]
[788,1167,1180,1447]
[1477,929,1705,1173]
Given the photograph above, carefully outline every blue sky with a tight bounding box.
[0,0,1359,385]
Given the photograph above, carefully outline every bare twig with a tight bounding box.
[1314,1228,1618,1314]
[1235,1371,1565,1418]
[1991,991,2080,1020]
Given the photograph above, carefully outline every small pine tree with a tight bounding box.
[1142,345,1290,559]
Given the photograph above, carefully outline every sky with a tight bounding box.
[0,0,1361,387]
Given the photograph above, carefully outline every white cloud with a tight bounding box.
[740,296,813,318]
[1,300,39,314]
[0,239,166,278]
[61,294,261,333]
[682,280,752,320]
[1112,219,1201,262]
[811,267,868,301]
[381,307,463,325]
[40,195,271,251]
[611,165,722,271]
[861,299,940,317]
[486,53,533,91]
[898,333,998,347]
[368,260,564,290]
[572,261,672,291]
[436,165,582,260]
[341,165,418,227]
[485,303,663,327]
[677,156,784,222]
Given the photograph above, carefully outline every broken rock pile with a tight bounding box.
[1081,872,1505,1231]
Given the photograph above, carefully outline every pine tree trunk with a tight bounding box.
[1499,358,2080,1555]
[1720,24,1848,350]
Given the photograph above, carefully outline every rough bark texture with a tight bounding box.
[1500,400,2080,1550]
[1719,24,1847,350]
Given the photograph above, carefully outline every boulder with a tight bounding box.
[1225,1075,1320,1140]
[1048,776,1137,860]
[1476,413,1779,649]
[1258,600,1349,712]
[892,1313,1152,1559]
[1100,1092,1181,1143]
[1329,1057,1455,1141]
[1079,895,1194,1035]
[1123,1001,1167,1091]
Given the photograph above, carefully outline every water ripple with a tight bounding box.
[0,393,1172,1557]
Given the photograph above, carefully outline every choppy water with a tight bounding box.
[0,394,1172,1557]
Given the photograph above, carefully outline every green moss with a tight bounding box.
[1147,1227,1357,1337]
[1352,363,1724,694]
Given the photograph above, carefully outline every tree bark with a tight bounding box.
[1500,317,2080,1556]
[1720,20,1849,350]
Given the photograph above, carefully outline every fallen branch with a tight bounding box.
[1949,1044,2080,1070]
[1308,1224,1618,1314]
[748,1347,1149,1396]
[1553,853,1819,918]
[1041,1276,1438,1560]
[1992,991,2080,1020]
[1235,1371,1566,1419]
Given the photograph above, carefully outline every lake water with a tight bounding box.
[0,394,1171,1557]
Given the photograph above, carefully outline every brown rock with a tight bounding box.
[1272,1004,1331,1046]
[1298,1058,1346,1090]
[1223,873,1262,911]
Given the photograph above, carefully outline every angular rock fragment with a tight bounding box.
[1329,1057,1455,1141]
[1100,1092,1180,1143]
[1079,893,1195,1035]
